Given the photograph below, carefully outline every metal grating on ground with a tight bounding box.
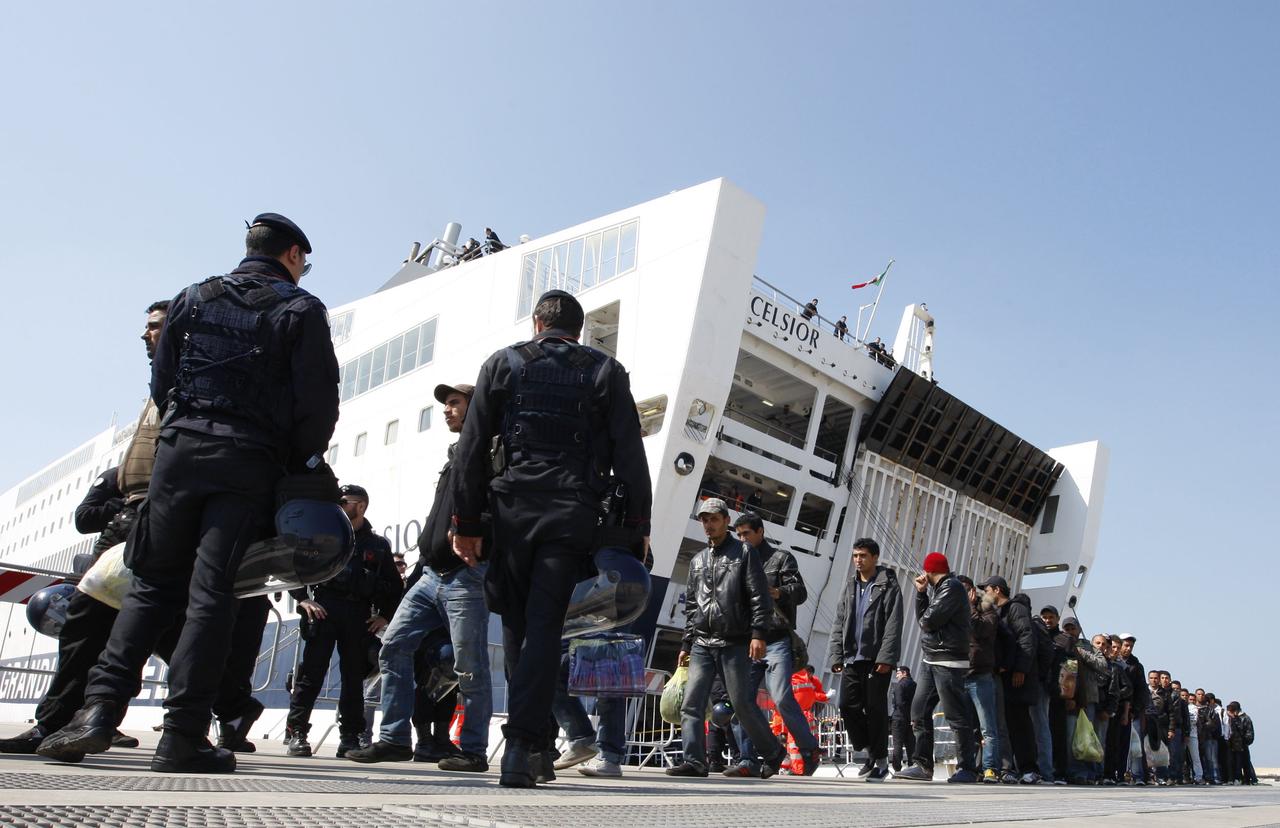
[0,806,448,828]
[386,797,1240,828]
[0,771,504,794]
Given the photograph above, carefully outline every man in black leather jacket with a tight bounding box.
[896,552,977,783]
[726,512,820,777]
[665,498,789,779]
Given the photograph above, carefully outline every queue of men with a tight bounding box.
[876,557,1261,786]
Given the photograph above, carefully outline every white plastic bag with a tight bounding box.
[77,545,133,610]
[1128,724,1144,763]
[1145,739,1170,769]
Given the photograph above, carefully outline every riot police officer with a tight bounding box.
[286,484,401,757]
[451,289,652,787]
[39,213,340,773]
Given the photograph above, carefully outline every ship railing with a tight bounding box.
[721,406,806,449]
[752,275,860,345]
[795,520,827,541]
[690,488,787,526]
[751,274,903,368]
[812,445,839,464]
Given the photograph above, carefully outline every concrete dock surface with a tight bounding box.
[1,725,1277,827]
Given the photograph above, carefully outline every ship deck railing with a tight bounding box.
[721,406,807,449]
[751,274,900,367]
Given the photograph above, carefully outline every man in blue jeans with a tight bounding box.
[896,552,978,783]
[728,513,818,778]
[957,576,1001,782]
[551,640,632,777]
[347,382,492,770]
[665,499,793,779]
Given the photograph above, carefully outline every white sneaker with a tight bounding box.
[553,742,600,770]
[578,757,623,778]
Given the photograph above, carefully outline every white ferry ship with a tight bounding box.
[0,178,1106,735]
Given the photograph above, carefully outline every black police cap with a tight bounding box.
[536,289,582,310]
[339,484,368,500]
[247,212,312,254]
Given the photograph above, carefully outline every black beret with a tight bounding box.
[248,212,312,254]
[339,484,368,500]
[536,289,582,309]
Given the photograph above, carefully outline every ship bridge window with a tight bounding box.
[796,493,833,540]
[584,301,620,358]
[726,350,816,449]
[418,406,434,432]
[516,219,640,319]
[636,395,667,437]
[354,432,368,457]
[329,311,354,346]
[385,420,399,445]
[695,458,793,528]
[814,395,855,466]
[338,318,438,404]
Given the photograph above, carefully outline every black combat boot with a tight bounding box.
[0,724,47,754]
[500,740,536,788]
[530,749,557,783]
[151,729,237,774]
[36,701,119,762]
[217,698,264,753]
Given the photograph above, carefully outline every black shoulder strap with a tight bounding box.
[197,276,226,301]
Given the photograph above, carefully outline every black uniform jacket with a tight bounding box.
[450,331,651,537]
[150,256,339,472]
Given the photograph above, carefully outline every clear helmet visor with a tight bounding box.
[562,545,651,639]
[234,499,354,598]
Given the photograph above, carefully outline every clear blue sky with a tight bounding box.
[2,3,1276,762]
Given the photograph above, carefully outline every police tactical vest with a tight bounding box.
[117,398,159,504]
[170,275,298,441]
[502,339,608,495]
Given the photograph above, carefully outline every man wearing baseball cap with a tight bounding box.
[665,498,788,779]
[348,381,494,771]
[895,552,978,783]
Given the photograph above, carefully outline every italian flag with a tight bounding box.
[851,261,892,290]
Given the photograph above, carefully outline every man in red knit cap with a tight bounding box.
[894,552,978,783]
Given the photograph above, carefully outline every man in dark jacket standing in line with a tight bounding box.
[286,484,401,758]
[451,290,651,788]
[39,213,340,773]
[727,512,818,777]
[982,576,1054,783]
[896,552,977,783]
[348,383,493,771]
[958,576,1001,782]
[1117,634,1150,783]
[889,667,916,772]
[828,538,902,782]
[666,498,791,779]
